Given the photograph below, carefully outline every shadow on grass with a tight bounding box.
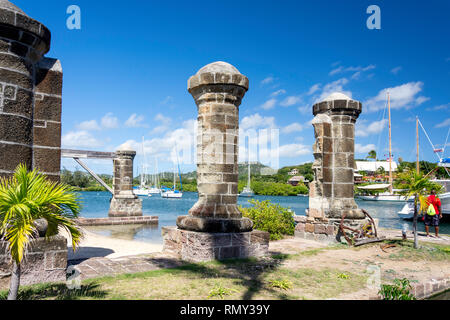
[0,282,108,300]
[138,254,292,300]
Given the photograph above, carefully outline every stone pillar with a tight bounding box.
[162,62,269,262]
[108,148,143,217]
[177,61,253,233]
[0,1,61,181]
[296,93,365,243]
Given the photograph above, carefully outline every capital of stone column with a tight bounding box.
[313,92,362,121]
[0,0,51,61]
[177,61,253,233]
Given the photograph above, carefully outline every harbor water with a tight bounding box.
[78,191,450,244]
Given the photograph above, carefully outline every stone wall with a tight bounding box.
[162,226,269,263]
[0,235,67,287]
[0,1,62,181]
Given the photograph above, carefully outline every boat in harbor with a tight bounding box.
[133,137,150,197]
[161,149,183,199]
[239,161,254,197]
[148,157,161,195]
[356,184,411,202]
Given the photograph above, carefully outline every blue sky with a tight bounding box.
[16,0,450,174]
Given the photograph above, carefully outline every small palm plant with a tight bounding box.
[397,170,442,249]
[0,164,83,300]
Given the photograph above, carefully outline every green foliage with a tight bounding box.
[207,284,238,299]
[239,181,308,196]
[337,273,349,279]
[379,278,416,300]
[366,150,377,160]
[268,279,293,290]
[0,164,83,264]
[61,168,112,191]
[240,200,295,240]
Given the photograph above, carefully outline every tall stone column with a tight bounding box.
[0,1,53,179]
[108,148,143,217]
[295,93,365,243]
[177,61,253,233]
[163,62,269,262]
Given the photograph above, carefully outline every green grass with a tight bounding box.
[0,251,367,300]
[380,240,450,262]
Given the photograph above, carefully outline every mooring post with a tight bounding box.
[108,147,143,217]
[162,61,269,262]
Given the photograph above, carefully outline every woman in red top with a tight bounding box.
[425,189,442,237]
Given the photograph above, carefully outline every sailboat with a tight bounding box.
[356,92,407,202]
[148,157,161,195]
[161,148,183,199]
[133,137,150,197]
[239,161,254,197]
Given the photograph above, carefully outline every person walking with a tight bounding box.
[425,189,442,237]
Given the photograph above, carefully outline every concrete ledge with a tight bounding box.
[77,216,158,226]
[162,226,269,263]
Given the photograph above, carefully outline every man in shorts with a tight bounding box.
[425,189,442,237]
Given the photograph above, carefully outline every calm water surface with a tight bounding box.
[78,192,450,244]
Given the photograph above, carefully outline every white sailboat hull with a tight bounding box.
[148,188,161,194]
[133,189,149,196]
[239,187,254,197]
[356,194,411,202]
[161,191,183,198]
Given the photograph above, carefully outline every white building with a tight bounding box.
[355,161,398,173]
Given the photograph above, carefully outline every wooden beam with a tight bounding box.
[61,149,116,159]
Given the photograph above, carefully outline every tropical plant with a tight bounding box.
[397,170,443,249]
[0,164,83,300]
[379,278,416,300]
[240,200,295,240]
[366,150,377,160]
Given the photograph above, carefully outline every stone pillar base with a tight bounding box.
[0,235,67,287]
[108,197,143,217]
[162,226,269,262]
[294,216,370,244]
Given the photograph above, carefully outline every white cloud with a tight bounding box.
[62,131,103,148]
[435,118,450,128]
[391,66,402,75]
[355,143,377,154]
[298,105,310,114]
[119,119,197,165]
[280,96,302,107]
[76,120,101,131]
[282,123,304,134]
[426,103,450,112]
[329,65,375,76]
[316,78,352,102]
[365,82,428,112]
[270,89,286,97]
[259,98,277,110]
[240,113,276,131]
[150,113,172,134]
[278,144,311,158]
[161,96,174,105]
[101,113,119,129]
[261,77,275,85]
[307,84,321,95]
[355,119,387,137]
[125,114,147,128]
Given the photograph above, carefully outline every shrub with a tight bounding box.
[240,200,295,240]
[379,278,416,300]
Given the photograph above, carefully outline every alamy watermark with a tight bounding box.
[66,5,81,30]
[366,5,381,30]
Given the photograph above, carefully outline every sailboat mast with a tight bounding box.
[388,92,393,193]
[416,117,420,174]
[247,161,251,188]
